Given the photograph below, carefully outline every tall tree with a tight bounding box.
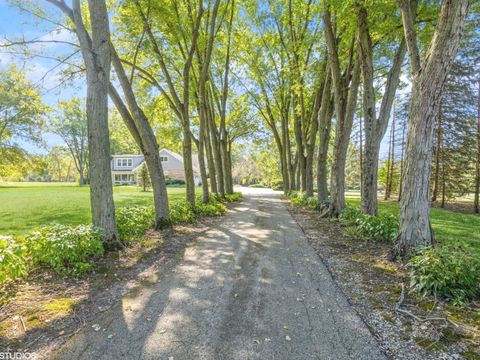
[393,0,469,258]
[322,0,361,216]
[0,65,46,151]
[356,2,406,215]
[51,98,88,185]
[132,0,203,208]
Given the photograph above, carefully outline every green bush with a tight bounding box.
[289,191,306,206]
[224,192,242,202]
[288,192,318,209]
[116,206,155,242]
[165,176,186,186]
[195,195,227,217]
[355,213,398,241]
[25,225,104,275]
[339,207,398,242]
[271,179,283,191]
[0,235,29,285]
[339,206,364,224]
[409,245,480,304]
[305,196,319,210]
[170,200,196,224]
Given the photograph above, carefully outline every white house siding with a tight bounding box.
[110,149,201,186]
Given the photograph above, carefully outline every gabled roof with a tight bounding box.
[160,148,200,172]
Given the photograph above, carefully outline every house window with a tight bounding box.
[160,156,169,162]
[117,158,132,167]
[115,174,121,182]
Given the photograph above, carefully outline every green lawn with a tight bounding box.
[345,192,480,254]
[0,183,188,236]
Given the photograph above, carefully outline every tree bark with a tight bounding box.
[357,4,406,214]
[385,109,396,200]
[431,104,442,203]
[328,57,360,216]
[84,0,118,244]
[305,74,324,198]
[110,50,170,228]
[394,0,469,259]
[317,69,333,205]
[474,78,480,214]
[322,1,361,217]
[205,116,217,194]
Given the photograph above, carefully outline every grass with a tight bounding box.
[345,192,480,255]
[0,182,190,236]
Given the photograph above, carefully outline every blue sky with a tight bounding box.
[0,0,85,153]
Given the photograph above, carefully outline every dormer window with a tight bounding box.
[116,158,132,167]
[160,156,169,162]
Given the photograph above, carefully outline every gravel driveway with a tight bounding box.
[54,187,386,360]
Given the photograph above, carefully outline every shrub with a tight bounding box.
[339,207,398,242]
[195,196,227,217]
[165,176,186,186]
[170,200,196,224]
[339,206,364,224]
[116,206,155,242]
[355,213,398,242]
[409,245,480,304]
[25,225,104,275]
[224,192,242,202]
[271,179,283,191]
[305,196,319,210]
[0,235,29,285]
[289,191,306,206]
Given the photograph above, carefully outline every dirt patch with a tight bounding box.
[0,213,227,358]
[287,203,480,360]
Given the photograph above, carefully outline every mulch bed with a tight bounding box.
[287,202,480,360]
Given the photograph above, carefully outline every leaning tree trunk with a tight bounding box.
[110,50,170,228]
[394,0,469,259]
[83,0,118,244]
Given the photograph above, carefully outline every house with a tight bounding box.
[111,148,201,186]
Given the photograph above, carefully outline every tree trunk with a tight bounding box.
[305,77,324,198]
[431,105,442,203]
[394,0,468,259]
[110,51,170,228]
[398,121,406,201]
[474,78,480,214]
[205,117,217,194]
[183,124,196,207]
[385,111,396,200]
[357,4,406,214]
[85,0,118,244]
[384,120,393,200]
[317,70,333,205]
[207,90,225,197]
[328,58,361,216]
